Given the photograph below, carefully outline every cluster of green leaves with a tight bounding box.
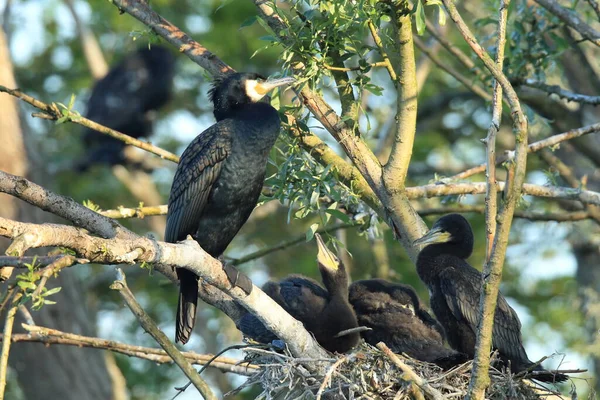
[264,128,361,236]
[15,258,62,310]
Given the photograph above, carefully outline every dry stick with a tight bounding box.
[450,122,600,180]
[367,20,397,81]
[110,269,217,400]
[315,356,349,400]
[0,292,20,400]
[0,86,179,163]
[2,325,258,375]
[376,342,443,400]
[521,79,600,105]
[534,0,600,47]
[100,205,168,219]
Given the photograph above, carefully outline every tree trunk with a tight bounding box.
[0,28,125,400]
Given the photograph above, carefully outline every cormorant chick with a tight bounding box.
[238,234,360,353]
[349,279,468,369]
[78,46,175,171]
[165,72,295,344]
[414,214,568,382]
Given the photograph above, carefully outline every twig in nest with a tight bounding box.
[316,355,351,399]
[376,342,444,400]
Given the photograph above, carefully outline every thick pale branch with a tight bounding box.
[109,0,233,76]
[3,325,258,375]
[0,173,329,365]
[0,86,179,163]
[100,205,168,219]
[534,0,600,46]
[450,122,600,180]
[0,216,329,363]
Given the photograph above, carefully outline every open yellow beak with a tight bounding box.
[254,76,296,96]
[316,233,339,271]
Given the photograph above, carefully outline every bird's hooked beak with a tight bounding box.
[254,76,296,96]
[316,233,339,271]
[413,226,452,247]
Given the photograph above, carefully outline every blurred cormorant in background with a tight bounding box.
[77,46,175,171]
[165,72,295,344]
[349,279,468,369]
[414,214,568,382]
[238,234,360,353]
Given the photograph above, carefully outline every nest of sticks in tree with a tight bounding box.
[230,342,567,399]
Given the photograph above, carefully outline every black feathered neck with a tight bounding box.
[209,72,268,121]
[318,261,350,298]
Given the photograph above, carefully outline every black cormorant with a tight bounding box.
[349,279,468,369]
[238,234,360,353]
[78,46,175,171]
[165,72,295,344]
[414,214,567,382]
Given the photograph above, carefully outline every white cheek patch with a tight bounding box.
[245,80,267,102]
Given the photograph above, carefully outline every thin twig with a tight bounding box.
[520,79,600,105]
[450,122,600,180]
[367,20,397,81]
[110,269,217,400]
[316,356,350,400]
[0,292,21,400]
[0,255,87,268]
[0,86,179,163]
[413,36,491,102]
[534,0,600,46]
[2,325,258,375]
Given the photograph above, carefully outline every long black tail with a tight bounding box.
[524,364,568,383]
[176,268,199,344]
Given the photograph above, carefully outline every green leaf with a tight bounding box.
[44,287,62,296]
[306,223,319,242]
[17,281,36,290]
[239,16,257,29]
[325,209,352,223]
[415,0,426,35]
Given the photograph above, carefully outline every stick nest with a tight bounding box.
[231,343,566,399]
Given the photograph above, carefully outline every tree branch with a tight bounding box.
[468,0,509,395]
[534,0,600,46]
[0,292,19,400]
[3,324,258,375]
[109,0,233,76]
[519,79,600,105]
[413,36,492,102]
[0,86,179,163]
[383,4,418,187]
[111,270,216,400]
[450,122,600,180]
[0,173,330,366]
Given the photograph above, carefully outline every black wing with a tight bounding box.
[439,264,529,363]
[266,275,328,321]
[164,122,232,243]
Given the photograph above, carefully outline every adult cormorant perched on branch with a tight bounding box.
[414,214,568,382]
[238,234,360,353]
[78,46,175,171]
[349,279,468,369]
[165,72,295,344]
